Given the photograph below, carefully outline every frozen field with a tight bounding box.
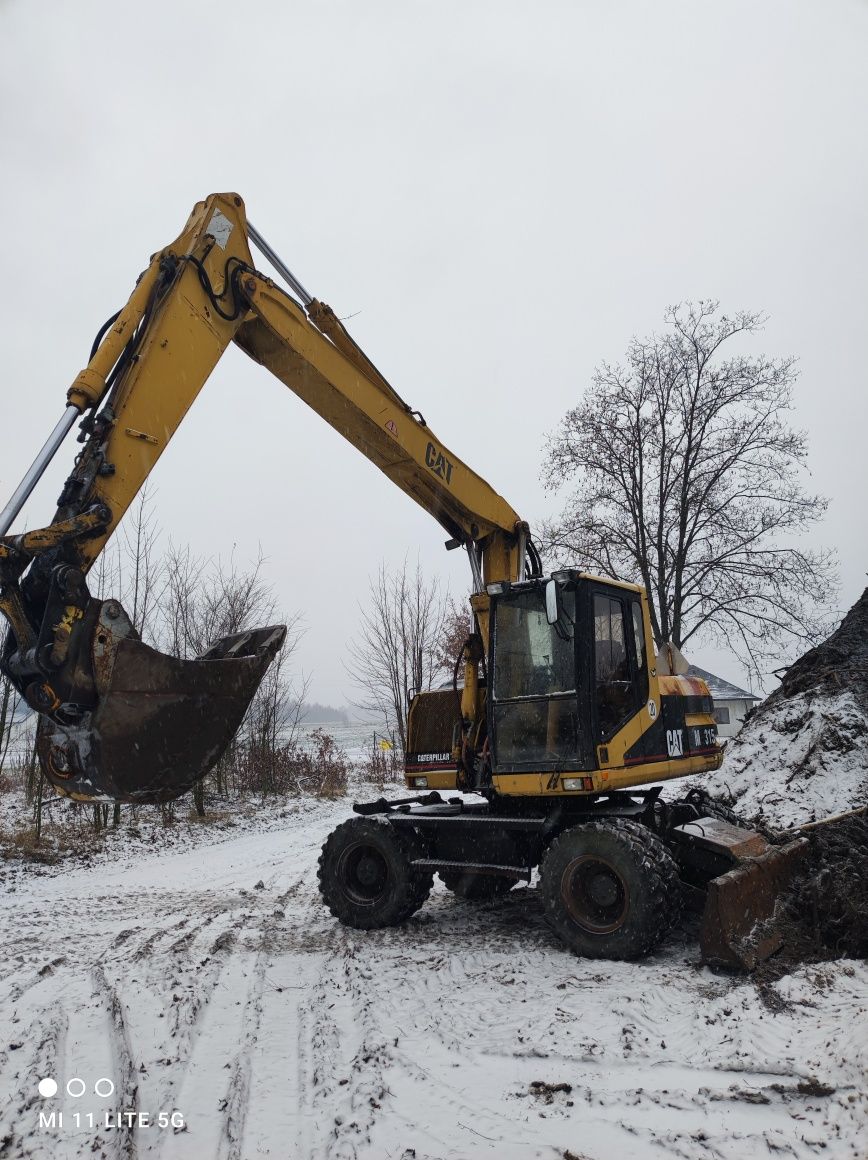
[1,794,867,1160]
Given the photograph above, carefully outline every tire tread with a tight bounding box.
[318,816,432,930]
[539,818,681,959]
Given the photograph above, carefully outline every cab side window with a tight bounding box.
[594,594,632,739]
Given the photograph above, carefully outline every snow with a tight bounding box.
[2,794,867,1159]
[693,689,868,831]
[683,589,868,831]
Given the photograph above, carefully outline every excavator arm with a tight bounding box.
[0,193,531,802]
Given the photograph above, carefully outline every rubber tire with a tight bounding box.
[440,872,517,901]
[676,790,748,829]
[318,817,433,930]
[539,819,682,960]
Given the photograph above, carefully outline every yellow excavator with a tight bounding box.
[0,194,805,968]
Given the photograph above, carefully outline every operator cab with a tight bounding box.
[488,572,650,775]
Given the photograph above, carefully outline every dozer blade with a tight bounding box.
[37,625,286,804]
[699,833,810,971]
[700,807,868,969]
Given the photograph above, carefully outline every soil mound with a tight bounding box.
[785,811,868,959]
[705,589,868,830]
[767,587,868,707]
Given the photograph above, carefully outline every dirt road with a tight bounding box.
[1,800,866,1159]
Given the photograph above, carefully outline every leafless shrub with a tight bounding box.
[361,732,401,788]
[346,558,448,754]
[233,728,349,799]
[304,729,350,798]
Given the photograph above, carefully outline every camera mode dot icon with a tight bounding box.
[38,1078,58,1099]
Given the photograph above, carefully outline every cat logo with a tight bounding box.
[425,441,454,484]
[666,729,684,758]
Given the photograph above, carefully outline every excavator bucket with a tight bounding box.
[673,817,810,970]
[36,624,286,804]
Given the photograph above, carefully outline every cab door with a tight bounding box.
[490,585,592,774]
[591,588,649,748]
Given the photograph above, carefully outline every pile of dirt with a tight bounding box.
[785,811,868,958]
[705,588,868,830]
[693,591,868,968]
[751,810,868,979]
[770,588,868,705]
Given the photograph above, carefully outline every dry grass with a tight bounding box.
[185,807,234,825]
[0,823,72,864]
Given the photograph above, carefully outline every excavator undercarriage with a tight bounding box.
[319,788,809,970]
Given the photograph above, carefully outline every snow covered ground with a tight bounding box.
[2,794,867,1160]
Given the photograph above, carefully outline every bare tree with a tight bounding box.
[542,301,838,679]
[89,534,122,604]
[0,672,23,774]
[432,592,474,677]
[156,544,305,807]
[118,483,162,638]
[346,558,448,753]
[157,545,278,659]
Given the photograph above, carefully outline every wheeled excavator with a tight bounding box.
[0,194,807,969]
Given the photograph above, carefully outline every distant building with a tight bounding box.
[686,664,760,739]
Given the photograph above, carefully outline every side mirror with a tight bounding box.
[545,578,559,625]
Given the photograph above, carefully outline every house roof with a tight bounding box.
[686,664,759,702]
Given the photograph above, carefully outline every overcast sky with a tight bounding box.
[1,0,866,705]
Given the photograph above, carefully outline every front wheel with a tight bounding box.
[539,820,681,960]
[318,817,432,929]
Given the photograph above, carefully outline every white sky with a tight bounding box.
[1,0,866,704]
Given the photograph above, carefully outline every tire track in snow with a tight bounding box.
[146,935,261,1159]
[311,931,383,1160]
[92,965,139,1160]
[0,1009,68,1159]
[216,948,267,1160]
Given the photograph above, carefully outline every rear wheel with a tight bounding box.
[539,820,681,959]
[318,817,432,929]
[440,872,517,901]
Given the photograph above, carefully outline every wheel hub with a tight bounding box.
[356,854,382,887]
[562,854,629,934]
[587,869,620,908]
[338,842,389,905]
